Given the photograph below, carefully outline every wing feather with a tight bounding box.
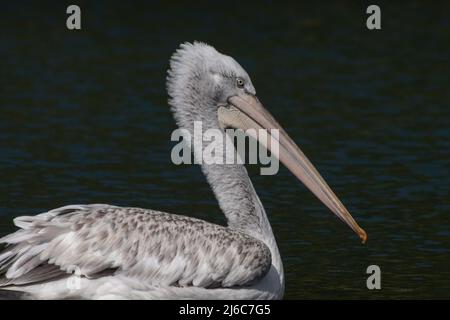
[0,204,271,288]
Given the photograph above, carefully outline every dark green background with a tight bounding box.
[0,1,449,299]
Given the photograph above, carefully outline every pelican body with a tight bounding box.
[0,42,366,299]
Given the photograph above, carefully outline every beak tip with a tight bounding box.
[358,228,368,244]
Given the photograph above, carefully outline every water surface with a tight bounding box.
[0,2,449,299]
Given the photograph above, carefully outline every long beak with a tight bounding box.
[218,94,367,243]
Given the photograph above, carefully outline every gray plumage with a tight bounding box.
[0,205,271,289]
[0,42,285,299]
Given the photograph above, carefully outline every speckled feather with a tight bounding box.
[0,42,285,299]
[0,204,271,289]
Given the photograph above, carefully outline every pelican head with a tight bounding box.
[167,41,367,243]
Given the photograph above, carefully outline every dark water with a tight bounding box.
[0,2,449,299]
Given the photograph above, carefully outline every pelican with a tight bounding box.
[0,42,366,300]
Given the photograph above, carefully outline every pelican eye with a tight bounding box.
[236,78,245,88]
